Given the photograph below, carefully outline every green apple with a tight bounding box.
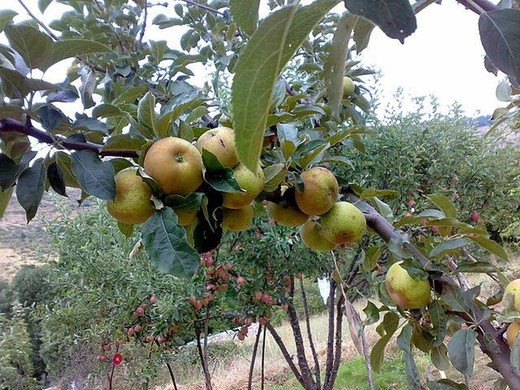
[222,163,264,209]
[300,220,337,252]
[196,126,239,168]
[343,76,355,97]
[107,167,155,225]
[266,201,308,227]
[319,202,366,244]
[503,279,520,311]
[222,205,254,231]
[385,262,430,309]
[295,167,339,216]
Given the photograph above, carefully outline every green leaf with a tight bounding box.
[455,261,497,273]
[427,378,468,390]
[0,68,57,99]
[38,0,53,13]
[4,24,54,70]
[0,151,36,190]
[344,0,417,43]
[156,99,202,138]
[374,197,394,223]
[0,186,13,219]
[430,238,471,257]
[370,311,399,372]
[142,207,200,277]
[426,194,457,219]
[202,149,241,193]
[430,300,447,347]
[70,150,115,200]
[164,192,204,211]
[430,344,450,371]
[79,69,96,109]
[112,85,148,104]
[363,300,380,325]
[352,17,375,53]
[467,234,508,260]
[232,5,297,171]
[397,324,422,390]
[0,10,17,33]
[263,163,287,192]
[47,161,67,196]
[138,91,158,135]
[229,0,260,36]
[16,158,46,223]
[479,9,520,81]
[43,39,111,70]
[324,12,355,119]
[117,221,134,238]
[102,134,146,151]
[447,328,477,377]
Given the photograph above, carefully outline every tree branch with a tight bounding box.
[299,277,321,388]
[17,0,59,40]
[247,324,262,390]
[454,0,496,14]
[0,118,139,158]
[181,0,226,16]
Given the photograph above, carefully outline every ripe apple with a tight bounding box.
[266,201,308,227]
[222,163,264,209]
[343,76,355,97]
[221,204,254,231]
[143,137,203,195]
[107,167,155,225]
[318,202,366,244]
[385,262,430,309]
[295,167,339,216]
[196,126,239,168]
[300,220,337,252]
[507,321,520,347]
[503,279,520,311]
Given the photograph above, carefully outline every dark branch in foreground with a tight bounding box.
[347,191,520,389]
[0,118,139,158]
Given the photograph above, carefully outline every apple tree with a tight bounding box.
[0,0,520,389]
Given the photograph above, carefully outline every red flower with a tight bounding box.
[112,353,124,365]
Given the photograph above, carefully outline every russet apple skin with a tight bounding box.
[107,167,155,225]
[503,279,520,311]
[222,205,254,231]
[385,262,430,309]
[196,126,239,168]
[266,201,308,227]
[300,220,337,252]
[507,321,520,347]
[222,163,264,209]
[295,167,339,216]
[319,202,366,245]
[143,137,203,195]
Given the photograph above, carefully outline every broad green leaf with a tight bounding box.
[363,300,380,325]
[430,238,471,257]
[374,197,394,223]
[102,134,146,151]
[46,161,67,196]
[426,195,457,219]
[156,99,203,138]
[164,192,204,211]
[467,234,508,260]
[397,324,422,389]
[43,39,111,70]
[479,9,520,81]
[440,284,468,313]
[0,67,57,99]
[138,91,158,135]
[344,0,417,43]
[430,300,447,347]
[352,16,375,53]
[112,85,148,104]
[324,12,354,119]
[0,10,17,33]
[92,104,123,118]
[455,261,497,273]
[430,344,450,371]
[232,5,297,171]
[55,152,80,188]
[38,0,53,13]
[4,24,53,69]
[362,245,382,272]
[202,149,241,193]
[70,150,115,200]
[79,69,96,109]
[447,328,477,377]
[0,151,36,190]
[142,207,200,277]
[16,158,46,222]
[426,378,468,390]
[0,186,13,219]
[370,311,399,372]
[263,163,287,192]
[298,141,330,168]
[229,0,260,36]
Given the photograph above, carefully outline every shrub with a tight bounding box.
[0,280,14,315]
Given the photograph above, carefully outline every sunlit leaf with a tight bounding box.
[447,328,477,376]
[467,234,508,260]
[4,24,53,69]
[397,324,422,389]
[430,238,470,257]
[0,186,14,219]
[229,0,260,36]
[426,195,457,219]
[71,150,115,200]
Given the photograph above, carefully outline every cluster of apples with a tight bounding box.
[106,124,369,251]
[107,126,264,231]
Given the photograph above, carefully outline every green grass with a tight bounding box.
[268,355,410,390]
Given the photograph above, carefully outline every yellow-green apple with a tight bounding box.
[343,76,355,97]
[318,202,366,244]
[107,167,155,225]
[222,163,264,209]
[266,201,308,227]
[385,262,430,309]
[295,167,339,216]
[221,205,254,231]
[299,220,337,252]
[503,279,520,311]
[507,321,520,347]
[143,137,203,195]
[196,126,239,168]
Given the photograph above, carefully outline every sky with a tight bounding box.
[0,1,504,117]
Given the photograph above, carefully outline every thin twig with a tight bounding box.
[181,0,226,16]
[17,0,59,40]
[137,1,148,51]
[166,362,179,390]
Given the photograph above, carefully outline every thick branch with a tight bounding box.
[350,192,520,389]
[247,324,262,390]
[0,118,139,158]
[454,0,497,14]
